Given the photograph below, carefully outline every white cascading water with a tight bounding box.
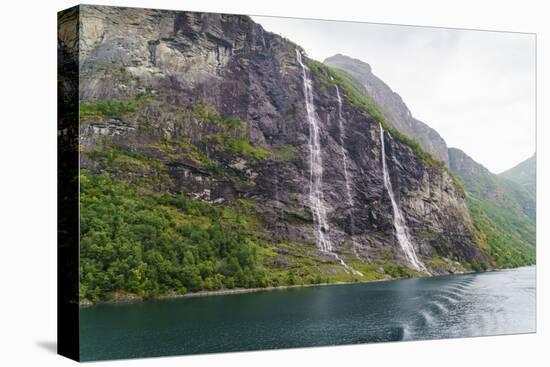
[259,28,266,48]
[335,86,360,257]
[296,50,330,252]
[379,123,427,272]
[296,50,361,275]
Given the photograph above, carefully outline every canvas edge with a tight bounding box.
[57,4,81,362]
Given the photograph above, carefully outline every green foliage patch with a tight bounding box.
[466,196,535,268]
[271,144,298,162]
[191,103,245,131]
[188,103,270,161]
[85,143,172,188]
[80,99,141,119]
[206,133,271,160]
[79,171,269,302]
[80,171,411,303]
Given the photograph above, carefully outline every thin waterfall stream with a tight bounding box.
[296,50,361,275]
[335,85,360,258]
[379,123,427,273]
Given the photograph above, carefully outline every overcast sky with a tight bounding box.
[252,16,536,174]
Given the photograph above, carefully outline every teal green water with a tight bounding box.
[80,266,535,361]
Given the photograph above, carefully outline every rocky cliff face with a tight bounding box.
[75,5,489,279]
[324,54,450,165]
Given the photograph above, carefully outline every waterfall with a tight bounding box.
[296,50,361,276]
[259,28,267,48]
[296,50,331,252]
[335,86,360,258]
[379,123,427,272]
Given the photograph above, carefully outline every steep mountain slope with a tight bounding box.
[64,5,491,302]
[324,54,449,165]
[500,153,536,197]
[322,52,536,269]
[449,148,535,221]
[448,148,535,266]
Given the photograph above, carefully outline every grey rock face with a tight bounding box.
[77,5,488,273]
[324,54,450,165]
[448,147,492,177]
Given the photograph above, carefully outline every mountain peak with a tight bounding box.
[324,53,449,165]
[324,54,372,73]
[499,153,536,196]
[448,147,492,176]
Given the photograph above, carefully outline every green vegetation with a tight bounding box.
[187,103,270,161]
[80,172,369,302]
[225,136,270,159]
[154,137,213,168]
[85,143,171,188]
[427,256,448,268]
[451,153,535,221]
[206,133,271,160]
[448,148,536,268]
[78,54,524,304]
[80,93,156,121]
[499,153,536,198]
[271,144,298,162]
[147,39,160,47]
[309,57,535,269]
[312,60,440,166]
[309,60,386,125]
[80,99,139,119]
[191,103,245,131]
[466,196,535,268]
[381,264,420,278]
[79,168,427,302]
[79,170,269,302]
[82,99,273,166]
[468,258,489,272]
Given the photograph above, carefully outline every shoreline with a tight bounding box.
[161,280,363,299]
[79,265,535,307]
[80,280,374,307]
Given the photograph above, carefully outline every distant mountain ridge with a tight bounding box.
[500,153,536,197]
[448,148,535,221]
[448,148,535,266]
[323,52,535,268]
[324,54,449,165]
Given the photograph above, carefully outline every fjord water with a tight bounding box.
[80,266,535,361]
